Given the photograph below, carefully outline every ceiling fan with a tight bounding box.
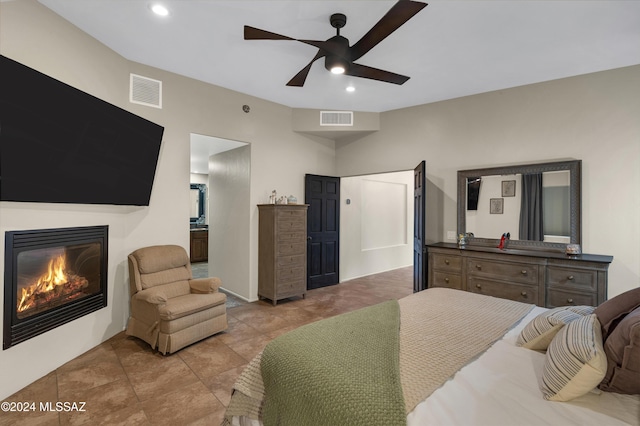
[244,0,428,87]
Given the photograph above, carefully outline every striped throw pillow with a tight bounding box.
[517,305,594,351]
[541,314,607,401]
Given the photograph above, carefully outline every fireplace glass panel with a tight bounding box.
[16,243,102,319]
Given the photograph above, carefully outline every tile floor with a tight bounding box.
[1,267,413,426]
[190,262,247,309]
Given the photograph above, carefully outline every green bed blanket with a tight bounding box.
[260,299,405,426]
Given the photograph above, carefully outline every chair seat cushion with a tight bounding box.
[159,303,227,335]
[158,292,226,321]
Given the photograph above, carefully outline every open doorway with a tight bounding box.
[339,169,415,282]
[189,133,249,299]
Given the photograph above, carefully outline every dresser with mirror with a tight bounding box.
[426,160,613,308]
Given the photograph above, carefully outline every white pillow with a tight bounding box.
[541,313,607,402]
[517,305,594,351]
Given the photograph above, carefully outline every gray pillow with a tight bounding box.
[599,306,640,394]
[594,287,640,340]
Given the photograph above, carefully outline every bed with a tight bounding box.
[223,287,640,426]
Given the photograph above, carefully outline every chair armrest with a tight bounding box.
[189,277,222,294]
[134,287,168,305]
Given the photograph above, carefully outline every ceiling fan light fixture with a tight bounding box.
[150,4,169,16]
[325,55,348,75]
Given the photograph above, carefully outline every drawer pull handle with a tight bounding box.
[567,275,575,281]
[444,277,450,283]
[476,264,482,270]
[567,298,574,304]
[444,259,450,265]
[521,270,528,275]
[521,291,527,297]
[476,284,482,289]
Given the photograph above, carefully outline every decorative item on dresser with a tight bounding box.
[426,242,613,308]
[258,204,309,305]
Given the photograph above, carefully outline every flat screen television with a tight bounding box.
[0,55,164,206]
[467,177,482,211]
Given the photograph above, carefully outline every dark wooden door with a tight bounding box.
[305,174,340,289]
[414,161,426,292]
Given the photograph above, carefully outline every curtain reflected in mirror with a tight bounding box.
[519,173,543,241]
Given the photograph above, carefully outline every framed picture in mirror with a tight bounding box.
[490,198,504,214]
[502,180,516,197]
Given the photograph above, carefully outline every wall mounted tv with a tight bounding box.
[467,177,482,211]
[0,55,164,206]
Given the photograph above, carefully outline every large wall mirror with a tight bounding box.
[190,183,206,226]
[457,160,581,251]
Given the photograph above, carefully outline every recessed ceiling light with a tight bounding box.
[151,4,169,16]
[346,86,355,92]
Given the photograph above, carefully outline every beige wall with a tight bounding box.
[336,65,640,299]
[0,0,335,399]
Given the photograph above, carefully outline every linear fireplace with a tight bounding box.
[3,226,108,349]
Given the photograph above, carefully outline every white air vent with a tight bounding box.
[130,74,162,108]
[320,111,353,126]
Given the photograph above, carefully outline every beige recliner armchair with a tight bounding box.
[126,244,227,354]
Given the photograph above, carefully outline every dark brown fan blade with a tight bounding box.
[350,1,427,62]
[244,25,297,41]
[244,26,334,53]
[345,63,410,85]
[287,50,327,87]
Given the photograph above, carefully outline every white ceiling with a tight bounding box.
[38,0,640,114]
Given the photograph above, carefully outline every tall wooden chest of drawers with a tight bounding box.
[258,204,308,305]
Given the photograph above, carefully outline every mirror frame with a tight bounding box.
[457,160,581,252]
[190,183,206,224]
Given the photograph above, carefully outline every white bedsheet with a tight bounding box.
[408,307,640,426]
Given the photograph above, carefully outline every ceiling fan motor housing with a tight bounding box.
[324,35,351,73]
[330,13,347,30]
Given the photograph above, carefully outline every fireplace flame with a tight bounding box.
[17,254,89,314]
